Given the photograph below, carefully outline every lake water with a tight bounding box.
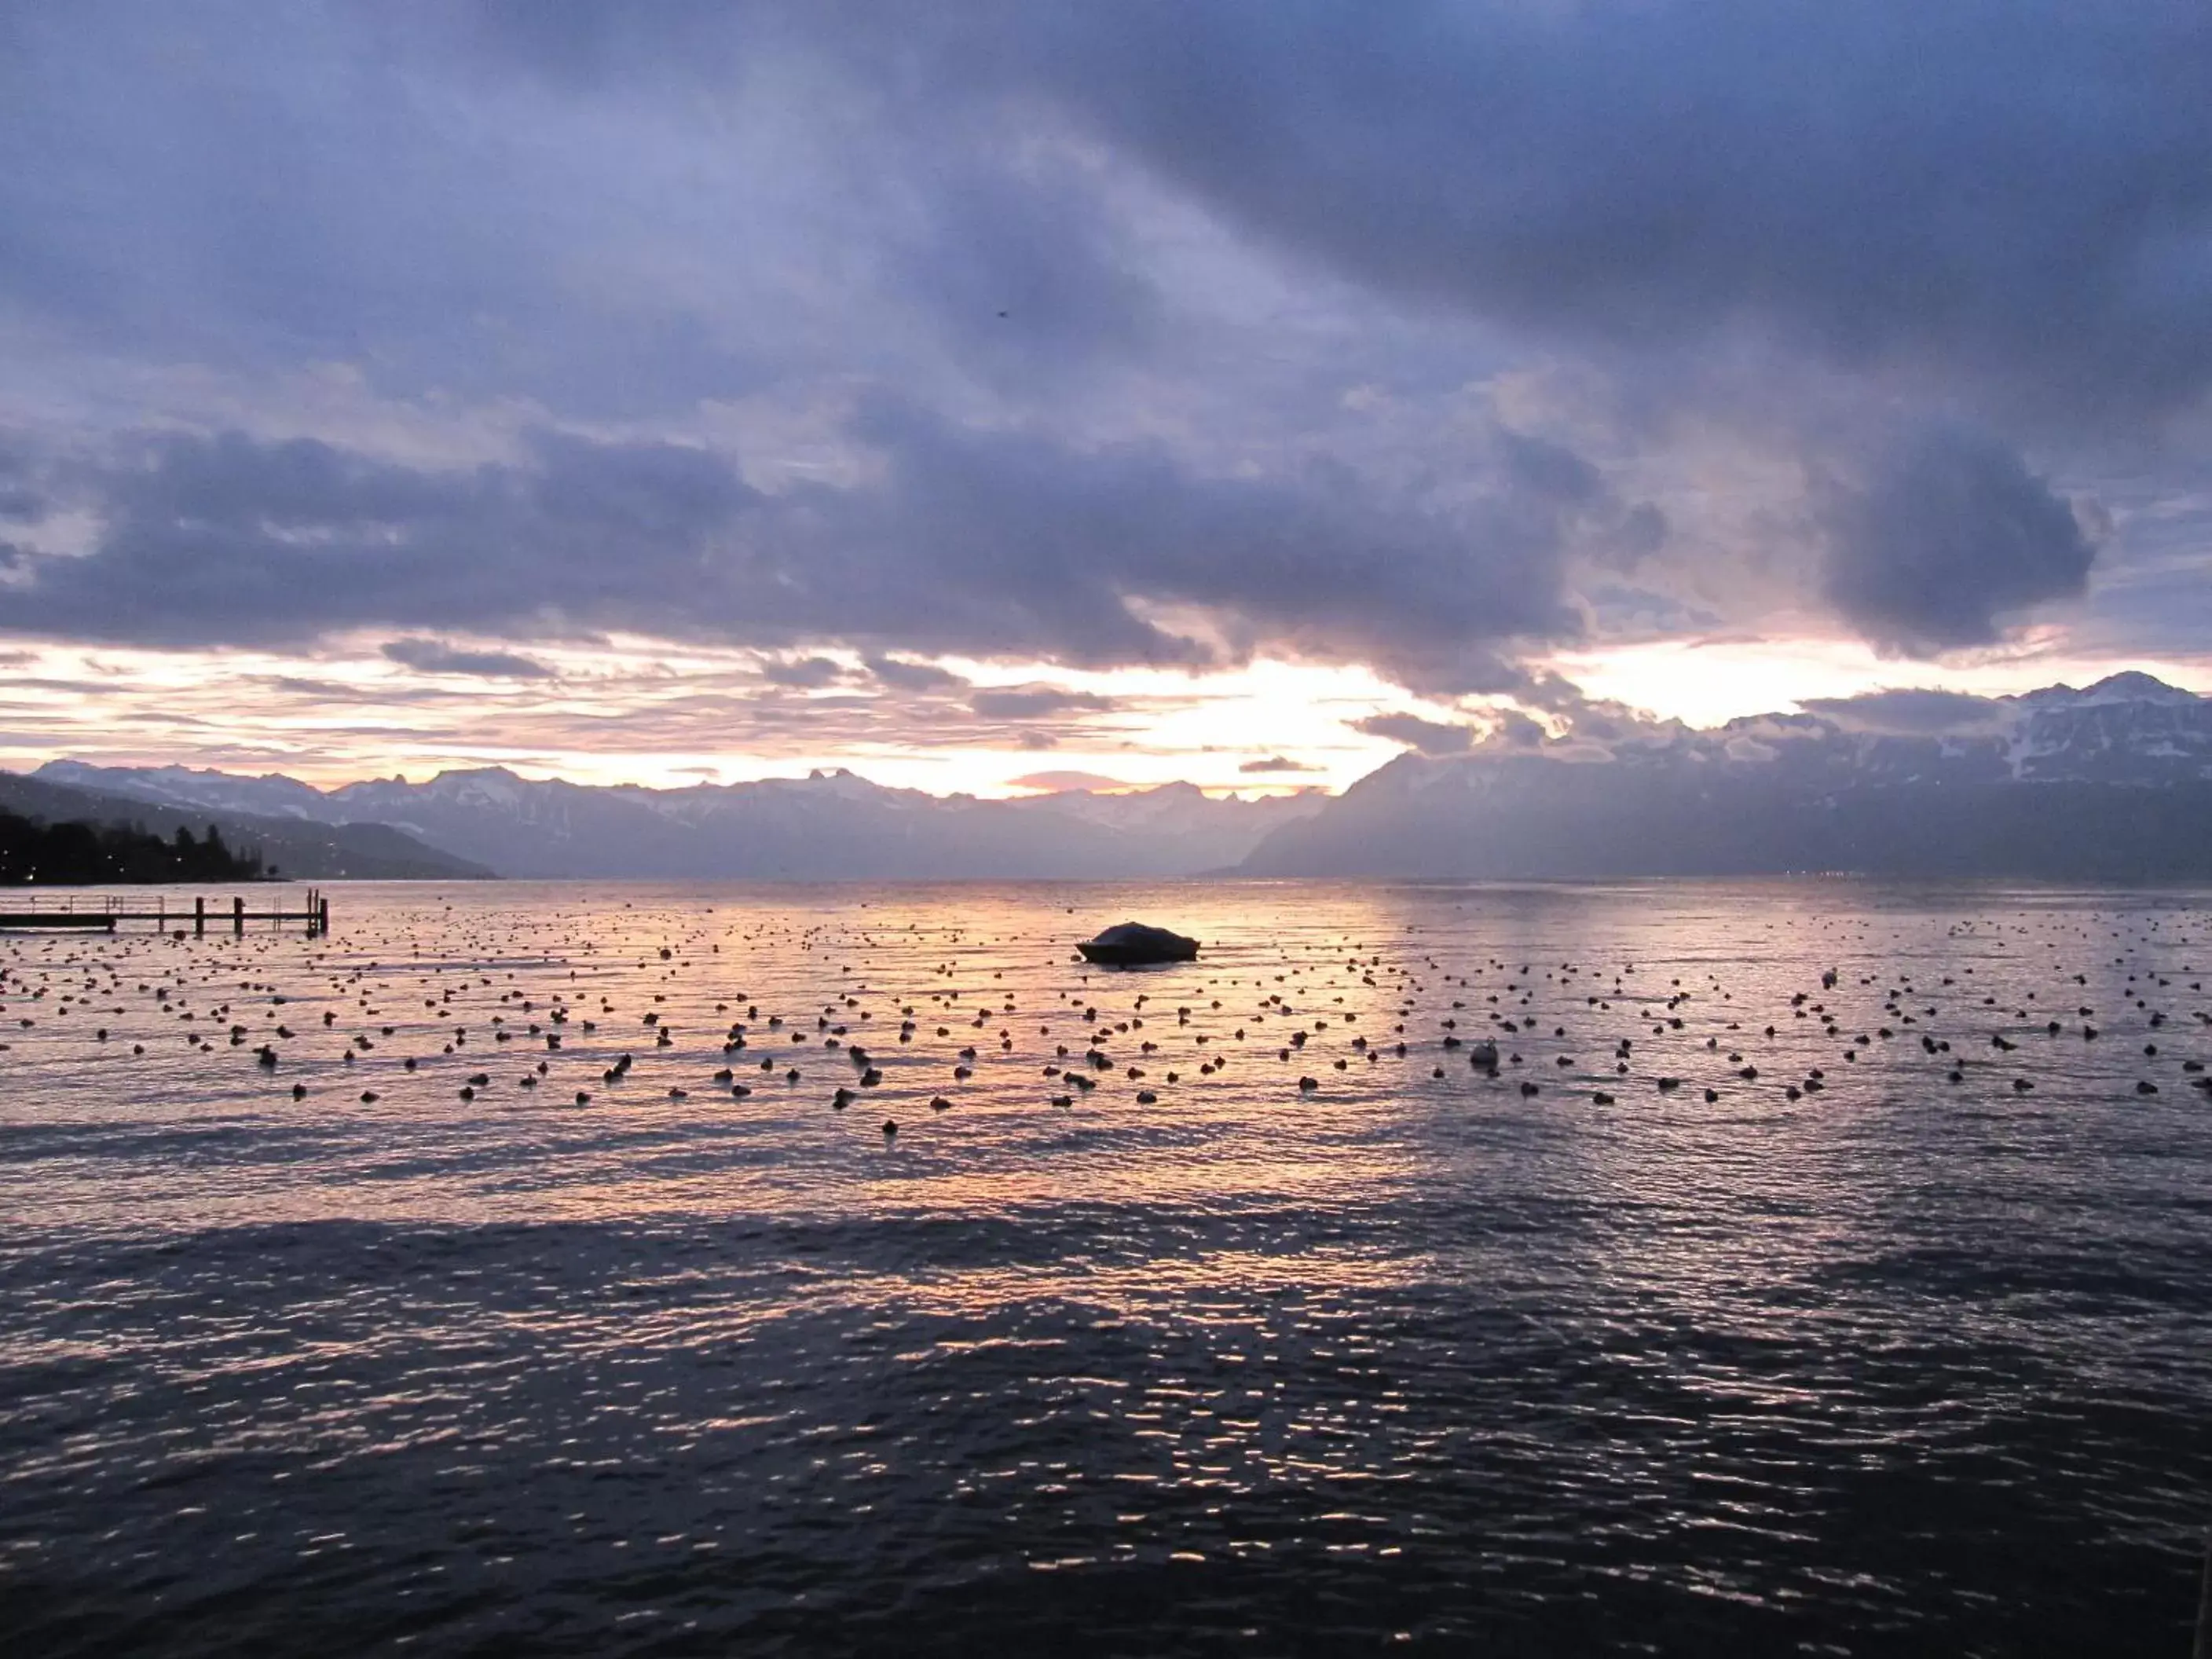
[2,878,2208,1655]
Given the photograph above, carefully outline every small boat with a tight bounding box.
[1076,921,1199,966]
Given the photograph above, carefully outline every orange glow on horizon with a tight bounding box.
[5,632,2208,800]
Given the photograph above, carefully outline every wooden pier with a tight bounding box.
[0,888,332,936]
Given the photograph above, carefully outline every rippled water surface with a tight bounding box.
[2,877,2209,1656]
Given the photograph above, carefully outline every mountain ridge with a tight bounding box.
[32,761,1326,881]
[0,771,496,881]
[32,672,2212,882]
[1240,672,2212,881]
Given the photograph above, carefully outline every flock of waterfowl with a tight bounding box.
[2,898,2207,1143]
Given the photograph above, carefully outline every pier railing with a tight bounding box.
[0,888,331,935]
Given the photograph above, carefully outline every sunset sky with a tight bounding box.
[5,3,2211,797]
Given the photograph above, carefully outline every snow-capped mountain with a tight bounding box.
[37,673,2209,881]
[2004,672,2212,783]
[33,763,338,822]
[1243,672,2212,881]
[32,761,1325,880]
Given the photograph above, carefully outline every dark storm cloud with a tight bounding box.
[841,397,1601,691]
[1818,428,2098,657]
[888,164,1163,387]
[0,438,45,525]
[379,639,555,679]
[1488,709,1551,749]
[0,4,770,415]
[0,427,762,649]
[449,0,2212,657]
[0,412,1609,690]
[1798,687,2009,734]
[758,655,848,688]
[968,685,1115,720]
[866,656,969,694]
[2,1,2203,689]
[471,2,2212,419]
[1350,714,1476,756]
[922,1,2212,423]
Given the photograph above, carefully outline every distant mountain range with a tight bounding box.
[0,771,493,881]
[25,671,2212,882]
[1244,672,2212,881]
[27,763,1324,881]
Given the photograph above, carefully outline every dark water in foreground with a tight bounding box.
[2,878,2208,1656]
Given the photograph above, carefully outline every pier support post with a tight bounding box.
[233,895,244,936]
[194,896,204,936]
[319,895,331,935]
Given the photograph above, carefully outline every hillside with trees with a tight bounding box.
[0,813,265,885]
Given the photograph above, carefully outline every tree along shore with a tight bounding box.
[0,812,267,885]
